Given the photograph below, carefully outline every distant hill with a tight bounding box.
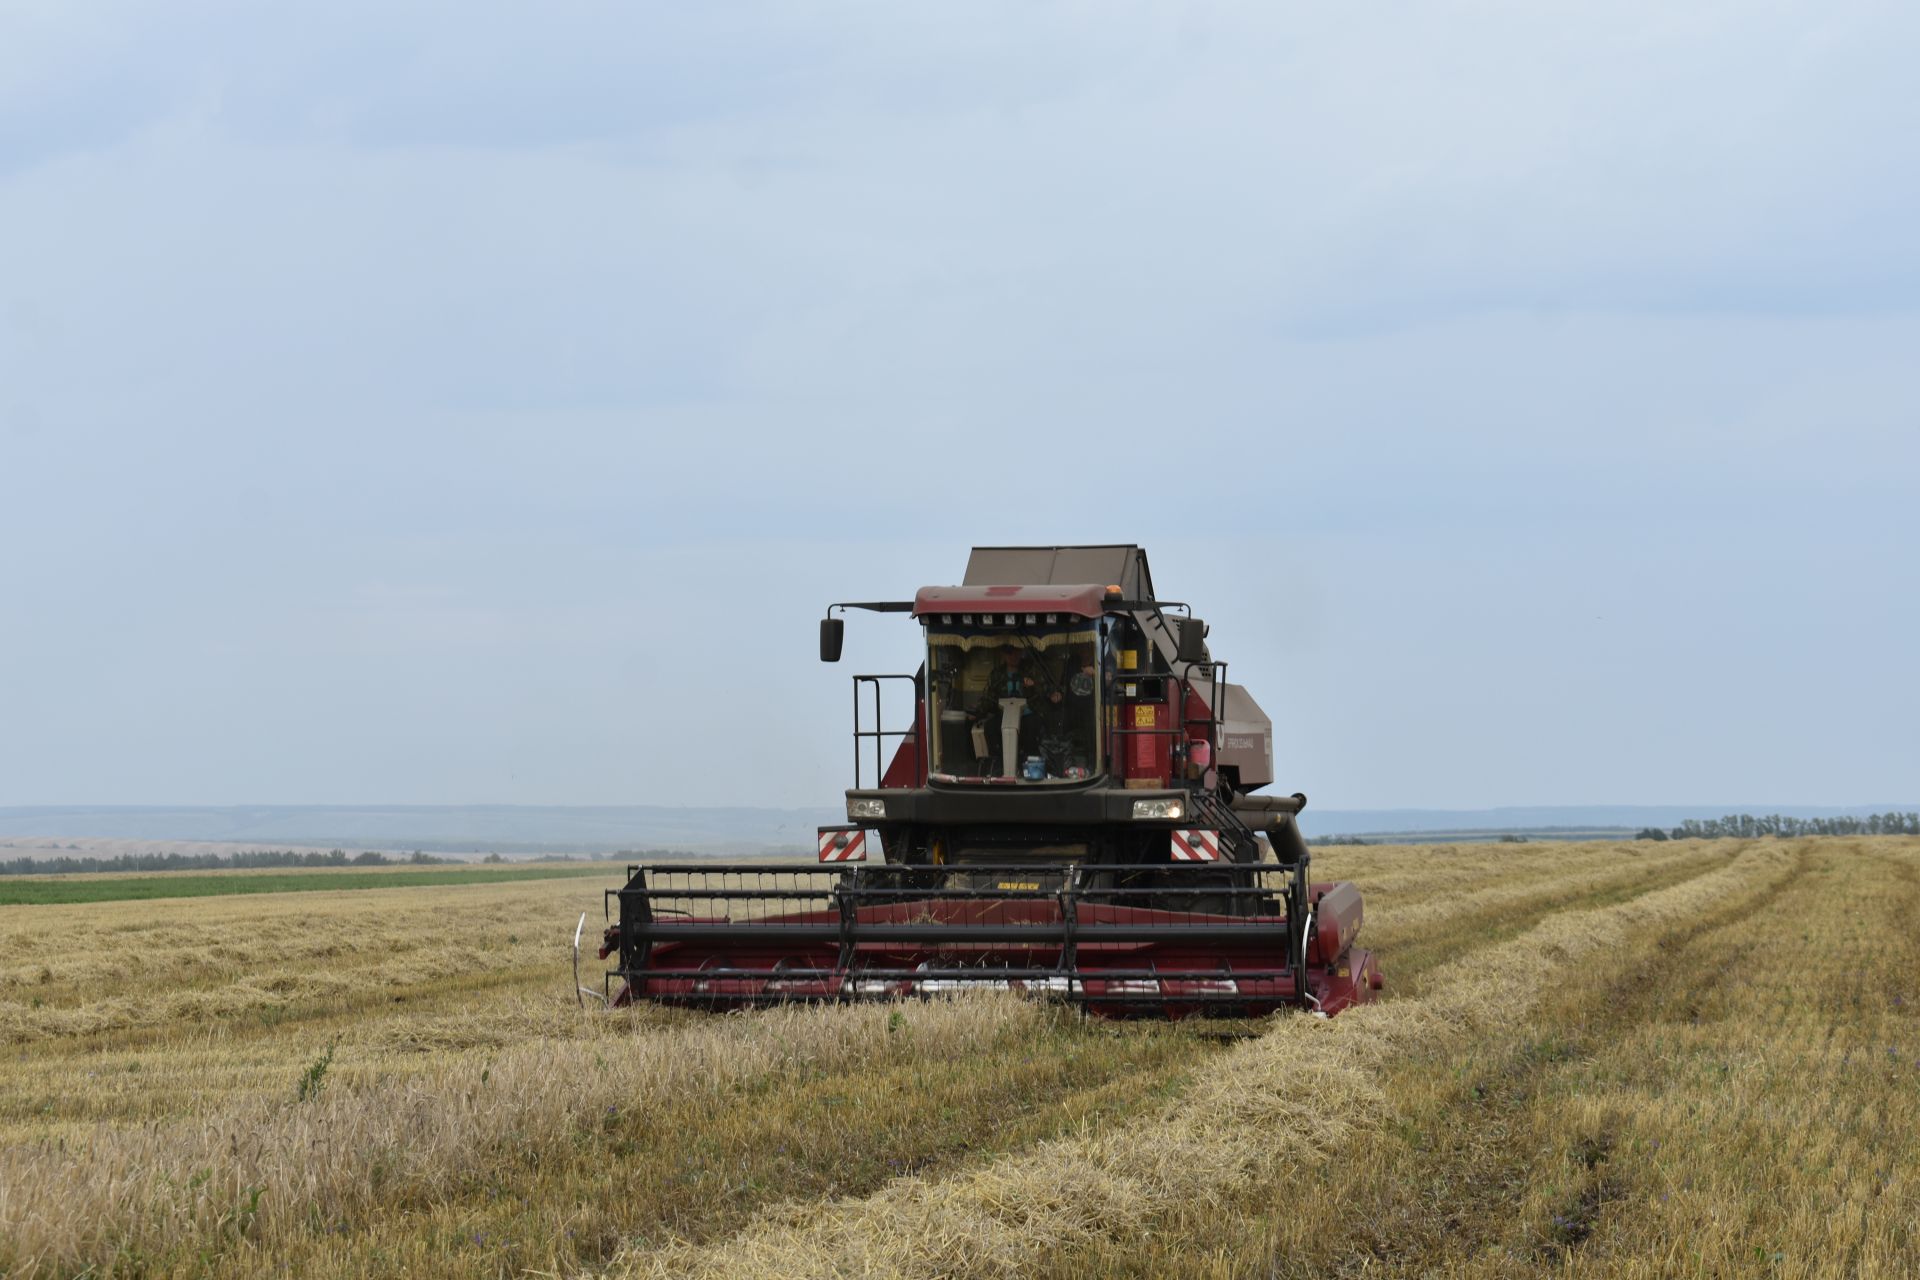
[2,801,1912,855]
[0,805,841,856]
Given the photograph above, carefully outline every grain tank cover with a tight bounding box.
[963,545,1155,600]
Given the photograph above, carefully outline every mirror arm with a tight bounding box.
[819,601,912,663]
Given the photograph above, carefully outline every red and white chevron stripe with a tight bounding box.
[817,827,868,862]
[1170,828,1221,862]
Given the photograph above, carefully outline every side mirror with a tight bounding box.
[819,616,845,663]
[1176,617,1206,664]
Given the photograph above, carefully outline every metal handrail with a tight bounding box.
[852,672,923,788]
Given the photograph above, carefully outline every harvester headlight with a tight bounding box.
[848,798,887,820]
[1132,798,1185,820]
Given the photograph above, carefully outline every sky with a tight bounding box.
[2,1,1916,811]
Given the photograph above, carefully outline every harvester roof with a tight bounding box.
[914,544,1159,618]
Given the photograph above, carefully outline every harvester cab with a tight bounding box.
[593,545,1380,1019]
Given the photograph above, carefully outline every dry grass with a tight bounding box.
[0,875,597,1046]
[0,872,1214,1276]
[4,839,1912,1278]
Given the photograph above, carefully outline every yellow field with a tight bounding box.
[2,839,1914,1278]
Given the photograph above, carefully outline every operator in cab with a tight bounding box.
[974,643,1043,776]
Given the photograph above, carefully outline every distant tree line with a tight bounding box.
[2,847,683,876]
[0,848,454,876]
[1636,812,1920,842]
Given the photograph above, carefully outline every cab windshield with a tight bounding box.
[926,622,1102,782]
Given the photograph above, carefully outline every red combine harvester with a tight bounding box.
[588,546,1379,1018]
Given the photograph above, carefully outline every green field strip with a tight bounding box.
[0,863,624,906]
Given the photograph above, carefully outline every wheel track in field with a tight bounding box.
[1351,838,1916,1280]
[1278,839,1809,1278]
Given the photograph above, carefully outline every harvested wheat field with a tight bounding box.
[2,839,1915,1278]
